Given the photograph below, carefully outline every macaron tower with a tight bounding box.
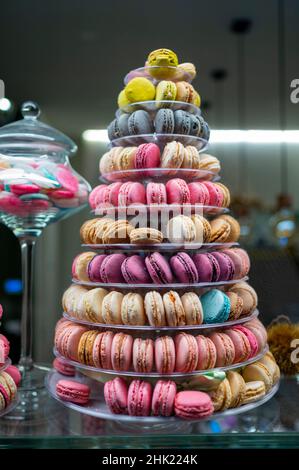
[0,305,20,415]
[48,48,280,424]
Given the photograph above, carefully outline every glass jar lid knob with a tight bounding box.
[21,101,41,120]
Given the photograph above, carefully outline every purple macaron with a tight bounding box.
[193,253,220,282]
[100,254,126,283]
[121,255,151,284]
[88,254,107,282]
[211,251,235,281]
[145,253,174,284]
[170,253,198,284]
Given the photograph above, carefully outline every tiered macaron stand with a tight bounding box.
[45,64,279,429]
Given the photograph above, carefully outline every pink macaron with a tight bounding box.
[202,182,223,207]
[134,143,161,169]
[118,182,146,206]
[170,252,199,284]
[128,380,152,416]
[209,332,235,367]
[166,178,191,204]
[111,333,133,371]
[56,324,87,361]
[0,334,10,363]
[196,335,217,370]
[225,327,251,363]
[5,365,22,386]
[155,336,175,373]
[92,331,114,369]
[121,255,152,284]
[174,391,214,420]
[97,182,122,206]
[53,357,76,377]
[133,338,154,373]
[188,182,210,205]
[87,254,107,282]
[242,319,266,353]
[152,380,177,417]
[233,325,259,358]
[56,379,90,405]
[146,182,167,204]
[104,377,128,414]
[0,304,3,320]
[145,252,174,284]
[10,183,40,196]
[89,185,107,209]
[100,254,126,283]
[56,168,79,193]
[221,249,244,279]
[175,333,198,373]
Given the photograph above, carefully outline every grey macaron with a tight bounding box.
[117,113,130,137]
[154,108,175,134]
[128,110,153,135]
[107,118,121,141]
[174,110,192,135]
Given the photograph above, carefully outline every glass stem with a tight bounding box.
[18,237,36,373]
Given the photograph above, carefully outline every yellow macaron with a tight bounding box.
[124,77,156,103]
[155,80,177,102]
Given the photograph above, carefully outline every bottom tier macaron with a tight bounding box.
[47,352,280,420]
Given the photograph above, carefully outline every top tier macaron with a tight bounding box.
[117,48,201,112]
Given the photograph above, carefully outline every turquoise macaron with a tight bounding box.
[201,289,231,324]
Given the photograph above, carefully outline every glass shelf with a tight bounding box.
[0,375,298,448]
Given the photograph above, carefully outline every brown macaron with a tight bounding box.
[226,291,244,320]
[217,215,240,242]
[209,217,231,243]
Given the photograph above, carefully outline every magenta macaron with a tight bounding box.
[121,255,152,284]
[152,380,177,416]
[104,377,128,415]
[145,252,174,284]
[211,251,235,281]
[170,252,198,284]
[87,254,107,282]
[128,380,152,416]
[5,365,22,386]
[193,253,220,282]
[56,379,90,405]
[166,178,191,204]
[97,182,122,206]
[100,254,126,283]
[134,143,161,169]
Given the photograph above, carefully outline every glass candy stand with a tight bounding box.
[0,101,91,419]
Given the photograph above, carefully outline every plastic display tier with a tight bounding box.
[45,369,279,428]
[53,346,268,380]
[117,100,200,116]
[94,204,228,217]
[124,66,193,84]
[82,242,238,253]
[100,168,218,184]
[63,308,259,332]
[73,276,248,291]
[110,133,208,150]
